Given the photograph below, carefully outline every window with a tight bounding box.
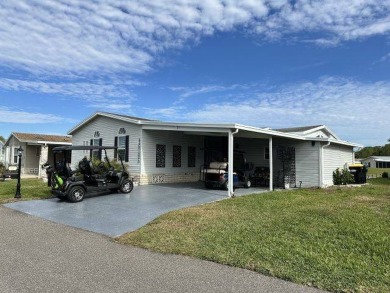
[114,136,129,162]
[188,146,196,167]
[377,161,390,168]
[82,140,89,154]
[173,145,181,167]
[91,138,101,159]
[265,147,270,160]
[117,136,126,160]
[13,147,19,164]
[156,144,166,168]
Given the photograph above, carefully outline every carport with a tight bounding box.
[142,122,304,197]
[4,183,267,237]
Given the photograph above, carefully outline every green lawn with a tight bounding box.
[367,168,390,177]
[0,178,52,204]
[118,179,390,293]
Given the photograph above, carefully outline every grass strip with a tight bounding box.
[0,178,52,204]
[118,179,390,293]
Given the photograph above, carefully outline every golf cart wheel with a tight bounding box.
[119,179,133,193]
[67,186,85,203]
[244,179,251,188]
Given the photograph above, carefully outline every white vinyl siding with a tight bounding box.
[141,130,204,175]
[323,144,354,186]
[234,137,270,168]
[293,141,320,188]
[70,116,142,176]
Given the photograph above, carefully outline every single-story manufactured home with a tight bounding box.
[361,156,390,168]
[68,112,361,196]
[4,132,72,177]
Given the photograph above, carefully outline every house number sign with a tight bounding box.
[94,131,100,137]
[119,128,126,134]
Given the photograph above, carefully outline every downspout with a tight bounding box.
[228,129,239,198]
[319,141,331,187]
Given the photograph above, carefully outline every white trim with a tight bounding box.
[68,112,146,134]
[228,129,239,197]
[302,125,340,140]
[269,137,273,191]
[319,141,331,187]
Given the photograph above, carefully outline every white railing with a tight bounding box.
[26,168,39,174]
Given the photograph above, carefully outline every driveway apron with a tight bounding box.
[4,182,267,236]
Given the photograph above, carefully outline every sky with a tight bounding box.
[0,0,389,146]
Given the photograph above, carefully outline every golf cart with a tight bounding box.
[202,151,254,190]
[43,145,133,202]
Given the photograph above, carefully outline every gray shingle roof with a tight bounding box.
[99,112,156,122]
[276,125,323,133]
[13,132,72,143]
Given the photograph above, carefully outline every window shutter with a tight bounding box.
[125,135,129,162]
[90,139,93,158]
[98,138,103,160]
[114,136,118,159]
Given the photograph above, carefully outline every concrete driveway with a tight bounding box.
[4,182,267,237]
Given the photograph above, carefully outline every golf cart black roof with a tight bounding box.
[53,145,117,152]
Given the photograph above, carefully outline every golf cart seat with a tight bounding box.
[79,158,93,175]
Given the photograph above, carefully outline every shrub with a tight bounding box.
[341,168,355,185]
[333,168,343,185]
[382,172,389,178]
[91,158,128,173]
[333,168,355,185]
[0,162,5,175]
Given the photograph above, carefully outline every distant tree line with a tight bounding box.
[0,136,4,143]
[356,139,390,158]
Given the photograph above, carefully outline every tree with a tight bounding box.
[0,136,5,143]
[356,142,390,158]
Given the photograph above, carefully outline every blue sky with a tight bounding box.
[0,0,389,146]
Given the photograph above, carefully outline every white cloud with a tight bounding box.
[146,77,390,146]
[0,78,139,106]
[0,0,389,77]
[0,106,66,124]
[169,83,254,99]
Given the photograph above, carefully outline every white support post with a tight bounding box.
[269,137,273,191]
[228,130,234,197]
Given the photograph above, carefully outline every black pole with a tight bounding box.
[15,152,22,198]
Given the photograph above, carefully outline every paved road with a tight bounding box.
[0,206,325,293]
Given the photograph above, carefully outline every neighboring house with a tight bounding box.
[68,112,361,194]
[0,140,5,163]
[4,132,72,177]
[361,156,390,168]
